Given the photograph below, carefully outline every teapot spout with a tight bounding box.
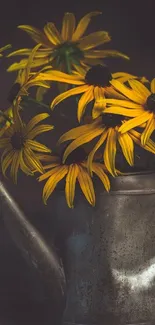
[0,181,66,307]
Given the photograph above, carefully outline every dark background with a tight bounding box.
[0,0,155,324]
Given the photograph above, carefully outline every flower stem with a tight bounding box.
[65,53,72,75]
[21,96,50,110]
[0,110,13,125]
[65,53,79,104]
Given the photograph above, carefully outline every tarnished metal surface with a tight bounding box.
[0,181,66,312]
[49,172,155,325]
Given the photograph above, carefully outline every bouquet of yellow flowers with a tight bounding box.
[1,11,155,208]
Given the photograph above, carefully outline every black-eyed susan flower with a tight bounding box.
[35,64,138,121]
[0,104,54,183]
[36,147,110,208]
[7,12,129,73]
[7,44,50,104]
[0,44,11,57]
[100,78,155,146]
[57,113,155,177]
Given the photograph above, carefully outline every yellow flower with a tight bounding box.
[7,44,50,104]
[0,105,54,183]
[35,64,138,121]
[37,148,110,208]
[7,12,129,72]
[57,113,155,177]
[100,78,155,145]
[0,44,11,57]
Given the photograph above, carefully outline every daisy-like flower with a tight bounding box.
[36,147,110,208]
[35,64,138,121]
[0,104,54,183]
[7,44,50,104]
[100,78,155,146]
[0,44,11,57]
[7,11,129,72]
[57,113,155,177]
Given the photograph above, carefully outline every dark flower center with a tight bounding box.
[11,132,24,150]
[7,83,21,103]
[145,94,155,113]
[62,146,87,165]
[102,113,124,127]
[85,64,112,87]
[52,42,84,66]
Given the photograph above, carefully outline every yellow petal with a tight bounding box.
[39,165,62,181]
[43,163,60,171]
[118,132,134,166]
[105,86,126,100]
[103,106,143,117]
[1,149,14,177]
[93,86,105,101]
[91,163,110,192]
[77,86,94,122]
[36,86,48,101]
[44,23,63,45]
[78,31,110,50]
[77,165,95,206]
[104,128,117,176]
[72,64,87,77]
[92,102,105,119]
[0,44,11,53]
[82,57,105,67]
[110,79,146,104]
[141,116,155,145]
[102,98,142,109]
[36,154,59,163]
[37,70,84,84]
[26,80,50,89]
[51,84,90,109]
[72,11,102,41]
[42,166,68,204]
[20,151,34,176]
[7,48,52,58]
[129,129,155,154]
[10,150,21,183]
[92,87,106,118]
[25,113,50,134]
[7,57,50,72]
[65,164,79,208]
[23,44,42,83]
[112,72,137,80]
[128,79,151,99]
[85,49,129,60]
[12,103,23,132]
[151,79,155,93]
[15,69,25,87]
[57,120,99,145]
[61,12,76,41]
[63,127,103,163]
[87,129,108,175]
[24,147,44,174]
[26,139,51,153]
[144,139,155,154]
[18,25,50,46]
[119,111,150,133]
[28,124,54,139]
